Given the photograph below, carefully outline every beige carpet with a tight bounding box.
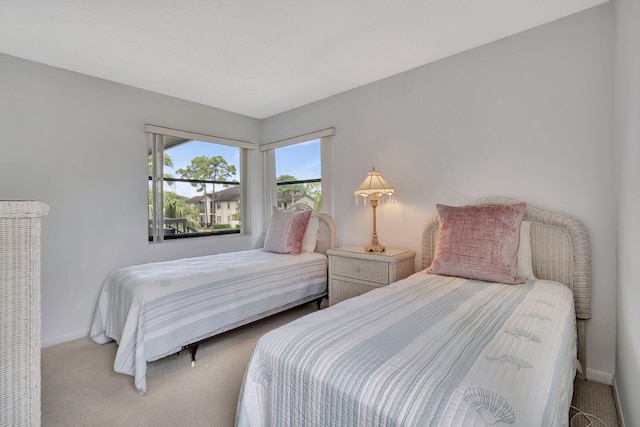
[42,303,620,427]
[571,378,620,427]
[42,303,317,427]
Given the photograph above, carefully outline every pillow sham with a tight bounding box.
[263,207,312,255]
[301,215,320,253]
[426,203,526,285]
[517,220,536,279]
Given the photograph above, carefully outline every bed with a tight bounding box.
[89,205,336,394]
[236,197,590,426]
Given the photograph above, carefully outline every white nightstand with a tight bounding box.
[327,246,416,306]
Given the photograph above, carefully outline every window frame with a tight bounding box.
[147,124,254,243]
[261,128,334,227]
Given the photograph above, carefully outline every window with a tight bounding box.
[275,140,321,211]
[261,128,334,221]
[147,125,254,242]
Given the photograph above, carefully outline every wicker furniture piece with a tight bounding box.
[1,201,49,427]
[327,246,416,305]
[422,196,590,379]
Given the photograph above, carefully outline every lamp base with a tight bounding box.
[365,243,386,252]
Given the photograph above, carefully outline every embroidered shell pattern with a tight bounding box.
[530,298,556,308]
[463,387,515,425]
[485,354,533,370]
[517,313,552,321]
[504,327,542,343]
[250,359,272,386]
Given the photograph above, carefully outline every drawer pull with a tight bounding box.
[354,266,360,272]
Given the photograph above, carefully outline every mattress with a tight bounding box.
[236,272,577,426]
[90,249,328,393]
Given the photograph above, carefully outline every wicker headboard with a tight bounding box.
[287,204,337,255]
[421,196,591,319]
[421,197,591,378]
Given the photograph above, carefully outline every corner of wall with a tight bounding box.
[612,375,626,427]
[586,368,613,385]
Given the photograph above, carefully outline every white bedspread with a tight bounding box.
[237,272,576,427]
[90,249,327,394]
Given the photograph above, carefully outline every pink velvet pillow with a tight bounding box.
[263,207,312,255]
[426,203,526,285]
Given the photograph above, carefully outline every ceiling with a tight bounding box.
[0,0,607,119]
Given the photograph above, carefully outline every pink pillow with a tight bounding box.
[426,203,526,285]
[263,207,312,255]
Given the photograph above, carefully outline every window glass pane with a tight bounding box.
[275,139,321,212]
[148,135,242,241]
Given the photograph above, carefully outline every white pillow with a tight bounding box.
[517,220,536,279]
[301,215,320,253]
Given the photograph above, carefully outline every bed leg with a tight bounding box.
[190,345,199,367]
[316,297,323,310]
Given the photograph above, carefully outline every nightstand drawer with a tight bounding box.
[331,257,388,284]
[330,279,378,301]
[327,246,416,307]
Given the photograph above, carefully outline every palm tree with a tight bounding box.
[148,153,175,181]
[163,192,200,232]
[148,153,176,221]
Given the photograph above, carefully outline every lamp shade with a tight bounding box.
[354,167,394,204]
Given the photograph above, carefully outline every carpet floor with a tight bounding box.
[42,302,620,426]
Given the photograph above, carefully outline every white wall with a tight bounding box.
[614,0,640,424]
[263,4,616,380]
[0,2,619,390]
[0,54,263,346]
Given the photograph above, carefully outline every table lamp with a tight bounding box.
[354,167,395,252]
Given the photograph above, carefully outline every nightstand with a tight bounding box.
[327,246,416,306]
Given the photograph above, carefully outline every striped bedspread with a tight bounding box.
[237,272,577,427]
[90,249,328,394]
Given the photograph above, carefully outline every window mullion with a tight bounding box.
[151,134,164,242]
[263,149,277,228]
[320,135,333,215]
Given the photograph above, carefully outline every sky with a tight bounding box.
[162,138,320,198]
[274,139,321,180]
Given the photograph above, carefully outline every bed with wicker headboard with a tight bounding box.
[237,197,590,426]
[90,204,336,394]
[423,196,590,378]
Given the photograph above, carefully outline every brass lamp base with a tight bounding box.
[364,195,386,252]
[365,243,386,252]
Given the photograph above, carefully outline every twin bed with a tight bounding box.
[236,197,590,426]
[90,197,590,426]
[90,205,336,394]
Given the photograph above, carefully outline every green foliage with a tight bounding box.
[177,156,236,225]
[277,174,306,197]
[304,182,322,212]
[163,192,200,229]
[148,153,175,184]
[177,155,236,192]
[212,223,232,229]
[277,175,322,212]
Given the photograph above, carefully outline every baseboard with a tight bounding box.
[612,375,626,427]
[586,368,613,385]
[41,329,89,348]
